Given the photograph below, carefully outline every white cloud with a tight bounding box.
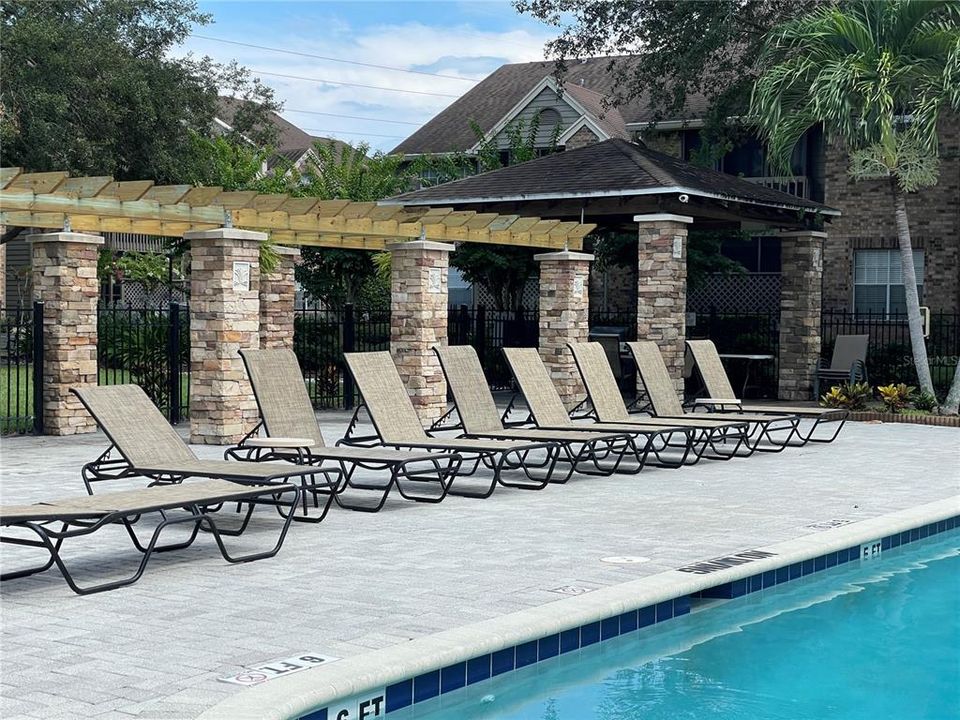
[175,15,554,151]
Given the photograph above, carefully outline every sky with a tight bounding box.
[175,1,559,152]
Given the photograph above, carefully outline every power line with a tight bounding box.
[284,108,422,126]
[306,128,407,140]
[193,34,480,84]
[251,69,460,98]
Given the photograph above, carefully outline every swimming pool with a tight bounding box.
[390,530,960,720]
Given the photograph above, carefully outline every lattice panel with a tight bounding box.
[688,273,781,313]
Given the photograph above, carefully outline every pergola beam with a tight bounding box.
[0,167,596,249]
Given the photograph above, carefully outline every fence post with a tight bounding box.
[32,301,44,435]
[475,304,487,364]
[458,304,469,345]
[168,302,181,424]
[342,303,356,409]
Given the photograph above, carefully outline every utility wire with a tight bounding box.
[284,108,423,126]
[193,34,479,83]
[305,128,407,139]
[251,69,460,98]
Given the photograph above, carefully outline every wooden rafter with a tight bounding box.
[0,167,594,250]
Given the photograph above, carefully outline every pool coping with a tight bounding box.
[198,495,960,720]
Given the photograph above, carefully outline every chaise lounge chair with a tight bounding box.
[685,339,848,443]
[500,347,705,468]
[341,351,562,498]
[224,349,462,513]
[626,341,801,451]
[1,480,299,595]
[73,385,341,523]
[566,342,753,461]
[433,344,643,478]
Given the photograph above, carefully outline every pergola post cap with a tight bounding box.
[534,250,595,262]
[271,245,302,256]
[27,231,104,245]
[633,213,694,224]
[386,240,455,253]
[183,227,268,242]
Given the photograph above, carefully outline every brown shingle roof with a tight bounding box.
[216,97,351,168]
[387,139,836,214]
[390,57,709,155]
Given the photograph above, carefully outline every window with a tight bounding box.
[853,250,924,316]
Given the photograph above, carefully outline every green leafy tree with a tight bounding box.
[451,245,539,311]
[0,0,279,181]
[750,0,960,400]
[295,142,421,309]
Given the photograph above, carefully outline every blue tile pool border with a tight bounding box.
[296,514,959,719]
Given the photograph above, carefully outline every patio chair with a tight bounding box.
[567,342,753,461]
[1,479,299,595]
[225,349,462,513]
[500,347,708,468]
[72,385,341,523]
[685,339,848,443]
[813,334,869,398]
[626,341,801,451]
[341,351,561,498]
[433,344,644,479]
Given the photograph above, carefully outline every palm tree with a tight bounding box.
[750,0,960,399]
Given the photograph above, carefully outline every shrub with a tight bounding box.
[912,391,938,413]
[819,382,872,410]
[877,383,916,414]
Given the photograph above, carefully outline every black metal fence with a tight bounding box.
[294,305,391,409]
[0,302,43,434]
[821,310,960,397]
[448,306,539,389]
[97,302,190,423]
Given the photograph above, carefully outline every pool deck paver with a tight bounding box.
[0,416,958,718]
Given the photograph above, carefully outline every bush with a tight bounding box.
[877,383,916,414]
[912,391,938,413]
[820,382,872,410]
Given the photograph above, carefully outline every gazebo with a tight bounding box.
[387,139,840,404]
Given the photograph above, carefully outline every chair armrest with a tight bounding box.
[243,437,314,449]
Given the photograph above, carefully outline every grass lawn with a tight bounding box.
[0,366,189,433]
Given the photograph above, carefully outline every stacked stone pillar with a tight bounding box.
[29,232,103,435]
[635,213,693,394]
[259,245,300,350]
[778,230,826,400]
[388,240,453,423]
[536,250,594,408]
[186,228,263,445]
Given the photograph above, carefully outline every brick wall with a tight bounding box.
[822,113,960,313]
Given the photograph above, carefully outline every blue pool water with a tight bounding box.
[396,532,960,720]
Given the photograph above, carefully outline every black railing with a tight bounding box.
[821,310,960,397]
[97,302,190,422]
[448,306,538,389]
[0,302,43,435]
[294,304,391,409]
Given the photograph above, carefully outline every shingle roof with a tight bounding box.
[216,97,351,168]
[390,57,708,155]
[388,139,836,214]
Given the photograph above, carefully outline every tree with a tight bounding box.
[750,0,960,399]
[295,142,422,309]
[451,245,539,311]
[514,0,822,150]
[0,0,279,182]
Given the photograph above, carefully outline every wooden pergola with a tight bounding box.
[0,168,594,250]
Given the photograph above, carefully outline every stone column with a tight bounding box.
[186,228,262,445]
[388,240,453,423]
[778,230,826,400]
[259,245,300,350]
[635,213,694,393]
[536,250,594,408]
[29,231,103,435]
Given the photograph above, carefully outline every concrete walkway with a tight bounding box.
[1,416,957,718]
